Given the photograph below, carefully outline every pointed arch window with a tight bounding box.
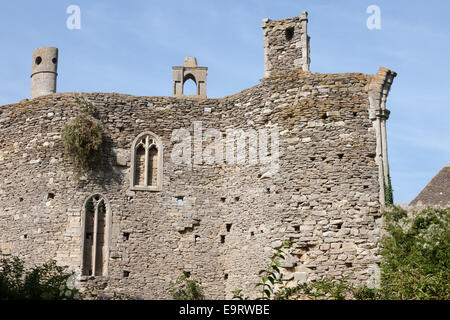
[130,132,163,191]
[81,194,111,277]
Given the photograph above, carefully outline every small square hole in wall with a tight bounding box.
[345,262,353,268]
[220,197,226,203]
[285,26,294,41]
[294,226,300,232]
[23,234,28,239]
[220,235,225,244]
[234,196,240,202]
[226,224,232,232]
[19,197,24,202]
[47,193,55,200]
[177,196,184,205]
[184,271,191,278]
[338,153,344,160]
[327,187,331,192]
[123,271,130,278]
[224,273,228,280]
[195,235,200,243]
[123,232,130,241]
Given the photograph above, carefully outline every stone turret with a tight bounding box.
[262,11,310,77]
[30,47,58,99]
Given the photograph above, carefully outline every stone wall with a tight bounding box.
[0,68,388,299]
[263,11,310,77]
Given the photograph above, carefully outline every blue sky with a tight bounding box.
[1,0,449,204]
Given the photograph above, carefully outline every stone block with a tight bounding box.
[293,272,308,283]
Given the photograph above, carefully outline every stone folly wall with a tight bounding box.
[0,69,383,299]
[263,12,310,77]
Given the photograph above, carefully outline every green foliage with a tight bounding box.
[255,241,291,300]
[0,254,80,300]
[274,277,351,300]
[232,289,249,300]
[384,174,394,206]
[352,286,380,300]
[376,206,450,300]
[232,241,291,300]
[170,271,205,300]
[61,96,103,172]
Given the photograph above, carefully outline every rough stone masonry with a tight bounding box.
[0,11,396,299]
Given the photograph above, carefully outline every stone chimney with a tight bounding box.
[31,47,58,99]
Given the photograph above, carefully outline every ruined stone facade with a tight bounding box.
[0,12,396,299]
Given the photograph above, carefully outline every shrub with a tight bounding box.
[0,254,80,300]
[377,206,450,300]
[61,96,103,172]
[170,271,205,300]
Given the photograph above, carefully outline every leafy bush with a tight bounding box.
[62,96,103,171]
[0,254,80,300]
[376,206,449,300]
[170,271,205,300]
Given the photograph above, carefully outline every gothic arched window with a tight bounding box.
[130,132,163,191]
[81,194,111,277]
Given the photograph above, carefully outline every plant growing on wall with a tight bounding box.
[170,271,205,300]
[255,241,290,300]
[61,96,103,172]
[384,174,394,206]
[233,241,291,300]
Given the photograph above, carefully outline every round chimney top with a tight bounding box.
[31,47,58,77]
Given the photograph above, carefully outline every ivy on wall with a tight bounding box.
[384,174,394,206]
[61,96,103,173]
